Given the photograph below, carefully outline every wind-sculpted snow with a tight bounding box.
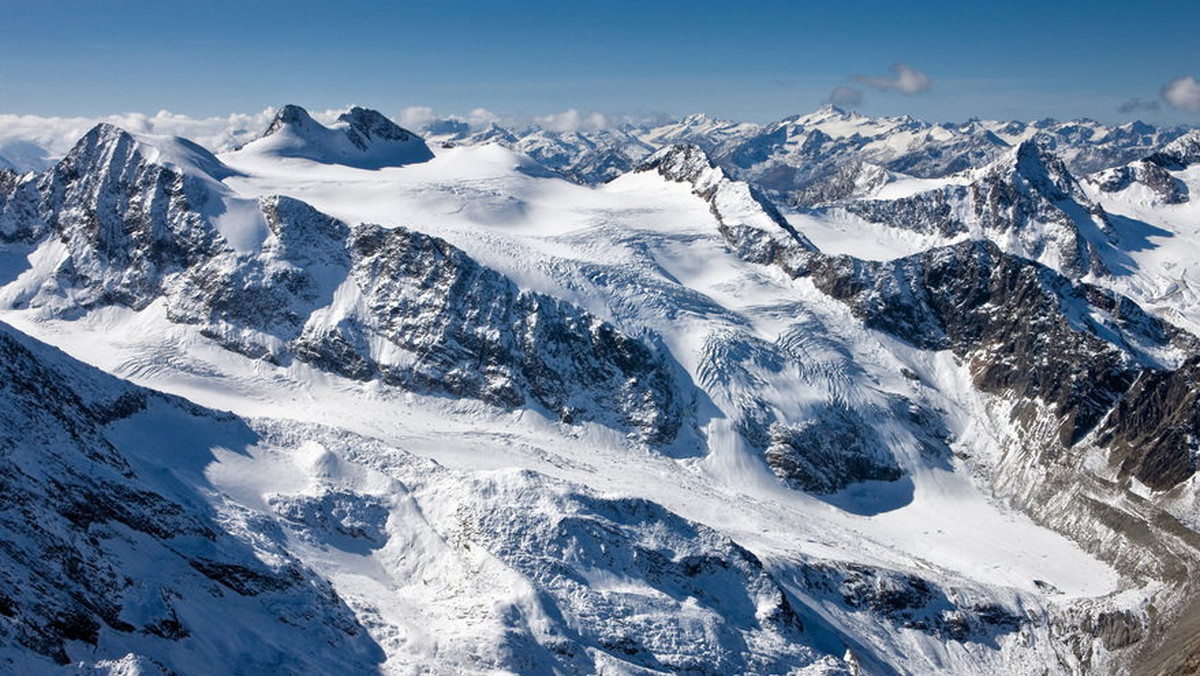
[6,110,1200,674]
[632,146,962,493]
[694,328,927,495]
[437,471,822,674]
[0,320,868,674]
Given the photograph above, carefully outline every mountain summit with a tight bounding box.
[234,104,434,169]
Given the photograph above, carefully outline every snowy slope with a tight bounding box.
[0,112,1198,674]
[0,318,864,675]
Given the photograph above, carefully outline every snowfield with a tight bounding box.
[0,106,1196,675]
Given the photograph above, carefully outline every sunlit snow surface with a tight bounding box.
[0,140,1139,674]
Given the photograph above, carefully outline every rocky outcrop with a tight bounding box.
[1096,356,1200,491]
[1145,130,1200,171]
[840,141,1115,276]
[636,144,818,255]
[789,161,892,207]
[800,240,1190,451]
[1087,130,1200,204]
[1088,160,1189,204]
[7,124,226,311]
[294,222,683,443]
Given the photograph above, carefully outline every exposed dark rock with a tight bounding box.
[2,127,683,443]
[301,223,683,443]
[764,406,904,493]
[799,561,1023,643]
[1096,357,1200,490]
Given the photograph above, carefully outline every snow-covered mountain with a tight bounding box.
[830,140,1116,277]
[2,103,1200,674]
[416,105,1190,208]
[229,105,433,169]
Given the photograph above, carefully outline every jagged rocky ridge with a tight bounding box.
[648,134,1200,495]
[638,147,953,494]
[0,124,682,443]
[644,142,1200,668]
[835,140,1117,277]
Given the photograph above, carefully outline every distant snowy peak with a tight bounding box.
[1146,129,1200,170]
[262,103,321,137]
[1085,129,1200,205]
[69,123,240,185]
[781,104,924,138]
[838,139,1115,277]
[338,106,422,148]
[236,104,433,169]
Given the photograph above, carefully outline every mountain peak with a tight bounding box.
[63,123,238,183]
[232,104,434,170]
[337,107,418,148]
[636,143,720,185]
[1009,139,1077,199]
[264,104,321,137]
[1147,129,1200,170]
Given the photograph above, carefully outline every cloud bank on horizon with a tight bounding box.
[2,82,1199,173]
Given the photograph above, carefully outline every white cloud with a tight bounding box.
[533,109,610,133]
[1162,76,1200,113]
[466,108,499,128]
[854,63,931,94]
[398,106,437,130]
[0,105,374,169]
[829,86,863,107]
[0,108,281,164]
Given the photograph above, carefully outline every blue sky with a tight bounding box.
[2,0,1198,124]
